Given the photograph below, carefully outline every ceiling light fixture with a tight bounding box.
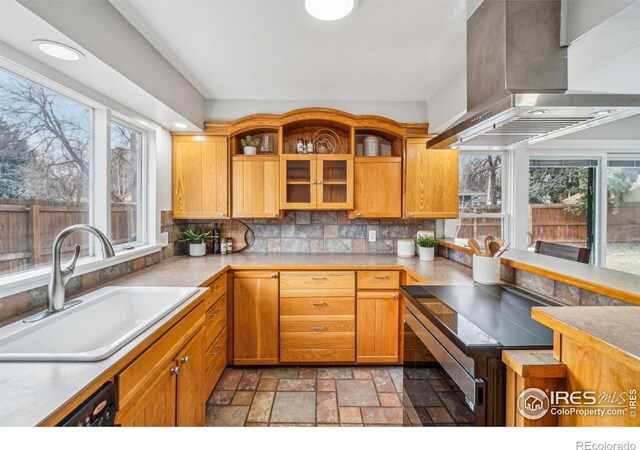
[592,109,614,117]
[32,40,84,61]
[173,122,188,129]
[305,0,356,21]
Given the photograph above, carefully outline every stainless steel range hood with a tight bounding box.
[428,0,640,150]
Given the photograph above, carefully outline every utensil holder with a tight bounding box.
[472,254,501,285]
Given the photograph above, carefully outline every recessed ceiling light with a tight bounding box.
[173,122,188,129]
[32,40,84,61]
[593,109,614,117]
[528,109,549,116]
[305,0,356,21]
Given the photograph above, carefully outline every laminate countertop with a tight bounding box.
[532,306,640,373]
[0,254,472,427]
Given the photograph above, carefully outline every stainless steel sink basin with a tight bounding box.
[0,286,198,362]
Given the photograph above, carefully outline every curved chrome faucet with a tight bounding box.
[25,225,115,323]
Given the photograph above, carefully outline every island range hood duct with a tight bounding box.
[427,0,640,150]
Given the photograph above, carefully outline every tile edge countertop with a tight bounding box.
[0,254,472,427]
[532,306,640,373]
[439,239,640,306]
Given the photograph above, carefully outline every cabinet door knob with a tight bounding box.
[311,180,316,184]
[408,212,414,217]
[180,356,190,364]
[210,345,221,356]
[270,273,277,278]
[273,213,278,218]
[391,294,398,298]
[170,366,180,375]
[317,180,323,184]
[220,212,225,217]
[355,212,361,217]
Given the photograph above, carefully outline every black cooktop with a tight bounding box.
[401,284,555,354]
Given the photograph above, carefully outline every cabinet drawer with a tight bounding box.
[280,349,355,363]
[280,332,355,350]
[118,301,205,410]
[205,328,227,397]
[205,294,227,346]
[280,316,355,333]
[357,271,399,290]
[280,297,355,316]
[280,271,355,297]
[205,274,227,310]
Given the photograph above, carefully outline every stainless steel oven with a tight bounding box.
[401,284,556,426]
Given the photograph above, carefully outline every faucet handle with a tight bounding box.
[63,244,82,276]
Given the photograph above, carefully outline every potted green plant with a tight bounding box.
[240,135,261,156]
[178,228,212,257]
[416,235,437,261]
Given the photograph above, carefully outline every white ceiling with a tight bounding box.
[111,0,481,102]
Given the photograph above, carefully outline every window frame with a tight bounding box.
[108,116,147,250]
[445,150,510,242]
[0,59,161,298]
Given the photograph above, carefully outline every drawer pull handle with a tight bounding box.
[311,276,327,280]
[311,301,327,306]
[170,366,180,375]
[374,275,389,279]
[210,345,221,356]
[180,356,190,364]
[310,326,327,332]
[210,308,221,317]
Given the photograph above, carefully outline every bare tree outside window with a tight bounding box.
[456,153,504,240]
[0,69,93,276]
[109,122,141,245]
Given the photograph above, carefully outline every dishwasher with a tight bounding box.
[57,382,117,427]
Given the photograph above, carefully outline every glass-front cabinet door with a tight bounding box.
[280,155,317,209]
[317,156,353,210]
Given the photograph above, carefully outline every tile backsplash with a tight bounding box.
[171,211,436,254]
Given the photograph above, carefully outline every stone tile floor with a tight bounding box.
[206,365,475,427]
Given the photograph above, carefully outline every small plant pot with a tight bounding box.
[472,254,501,285]
[418,246,435,261]
[189,243,206,257]
[243,146,257,156]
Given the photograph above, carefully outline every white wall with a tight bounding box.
[205,99,428,124]
[425,69,467,133]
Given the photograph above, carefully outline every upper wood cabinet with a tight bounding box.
[232,156,280,218]
[404,138,459,219]
[350,157,402,219]
[233,271,279,365]
[172,135,228,219]
[280,155,353,210]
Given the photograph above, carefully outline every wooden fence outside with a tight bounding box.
[0,199,136,275]
[457,202,640,246]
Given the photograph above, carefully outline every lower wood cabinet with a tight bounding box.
[116,301,206,427]
[175,328,205,427]
[233,271,279,365]
[356,291,401,364]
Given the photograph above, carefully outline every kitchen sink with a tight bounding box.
[0,286,198,362]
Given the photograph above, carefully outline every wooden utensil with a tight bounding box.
[468,238,482,256]
[488,241,501,257]
[494,238,505,247]
[484,235,496,256]
[495,241,511,257]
